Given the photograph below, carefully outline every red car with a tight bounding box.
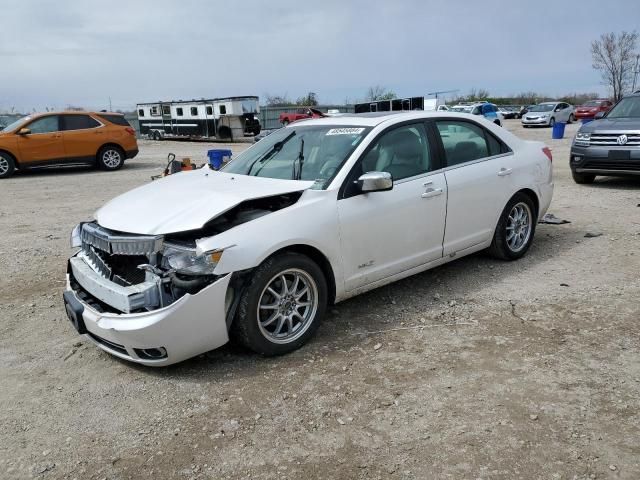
[574,99,613,120]
[279,107,325,126]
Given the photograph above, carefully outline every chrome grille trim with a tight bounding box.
[589,132,640,146]
[81,223,163,256]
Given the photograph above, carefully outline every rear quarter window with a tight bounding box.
[98,114,131,127]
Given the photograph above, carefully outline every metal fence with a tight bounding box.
[0,114,21,128]
[259,105,355,130]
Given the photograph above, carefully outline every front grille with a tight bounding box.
[81,223,163,256]
[80,223,162,286]
[87,332,129,356]
[583,160,640,171]
[590,132,640,146]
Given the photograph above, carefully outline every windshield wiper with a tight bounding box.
[292,137,304,180]
[247,131,296,176]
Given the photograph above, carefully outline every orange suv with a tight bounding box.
[0,111,139,178]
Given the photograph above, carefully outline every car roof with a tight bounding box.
[291,110,499,128]
[26,111,123,118]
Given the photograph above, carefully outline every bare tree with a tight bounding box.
[264,93,292,106]
[296,92,319,106]
[365,85,396,101]
[591,31,639,101]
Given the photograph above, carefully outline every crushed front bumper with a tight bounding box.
[64,265,232,366]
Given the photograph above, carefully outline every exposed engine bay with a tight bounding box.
[70,192,302,315]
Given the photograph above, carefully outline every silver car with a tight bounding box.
[522,102,575,127]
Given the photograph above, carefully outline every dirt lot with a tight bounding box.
[1,121,639,480]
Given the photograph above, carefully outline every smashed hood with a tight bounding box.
[96,169,315,235]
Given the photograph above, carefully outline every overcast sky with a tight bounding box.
[1,0,639,112]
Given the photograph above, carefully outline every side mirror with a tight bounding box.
[357,171,393,193]
[17,128,31,135]
[594,111,606,120]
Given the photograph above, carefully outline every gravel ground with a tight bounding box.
[1,121,639,480]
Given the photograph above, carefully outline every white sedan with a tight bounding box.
[64,112,554,366]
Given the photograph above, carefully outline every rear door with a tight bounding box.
[61,114,103,161]
[16,115,65,164]
[433,119,515,256]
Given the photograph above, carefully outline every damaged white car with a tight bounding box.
[64,112,553,366]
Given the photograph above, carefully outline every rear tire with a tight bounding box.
[549,117,556,127]
[0,152,16,179]
[488,192,537,261]
[568,114,575,124]
[97,146,125,171]
[282,119,290,126]
[571,171,596,184]
[231,252,327,356]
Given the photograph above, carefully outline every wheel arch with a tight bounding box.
[96,142,125,158]
[514,187,539,219]
[0,148,18,166]
[264,244,337,305]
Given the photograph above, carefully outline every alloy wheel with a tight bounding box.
[257,268,318,344]
[506,202,533,253]
[0,156,9,176]
[103,150,122,168]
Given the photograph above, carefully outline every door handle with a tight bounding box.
[422,188,443,198]
[497,168,513,176]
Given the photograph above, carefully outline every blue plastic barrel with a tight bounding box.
[551,122,566,139]
[207,149,232,170]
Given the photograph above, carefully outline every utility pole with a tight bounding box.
[632,55,640,93]
[109,97,113,111]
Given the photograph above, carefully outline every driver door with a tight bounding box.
[336,122,447,292]
[16,115,65,165]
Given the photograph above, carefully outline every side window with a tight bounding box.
[436,121,490,166]
[162,106,170,115]
[219,105,227,115]
[138,109,144,116]
[363,123,431,181]
[176,108,183,116]
[190,107,198,116]
[206,106,213,115]
[62,115,100,131]
[26,116,59,134]
[150,106,160,116]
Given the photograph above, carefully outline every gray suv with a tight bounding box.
[570,92,640,184]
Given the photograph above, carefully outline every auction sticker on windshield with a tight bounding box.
[326,128,365,135]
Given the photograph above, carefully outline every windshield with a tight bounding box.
[606,96,640,118]
[451,106,472,113]
[1,116,31,132]
[222,125,370,189]
[529,104,554,112]
[582,100,602,107]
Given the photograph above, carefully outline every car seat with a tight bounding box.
[375,129,427,179]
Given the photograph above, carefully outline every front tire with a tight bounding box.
[568,114,575,124]
[572,171,596,184]
[97,146,125,171]
[0,152,16,179]
[232,252,327,356]
[488,193,537,261]
[549,117,556,127]
[281,119,290,126]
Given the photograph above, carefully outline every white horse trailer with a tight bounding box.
[137,96,261,141]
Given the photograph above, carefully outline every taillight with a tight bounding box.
[125,127,135,136]
[542,146,552,162]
